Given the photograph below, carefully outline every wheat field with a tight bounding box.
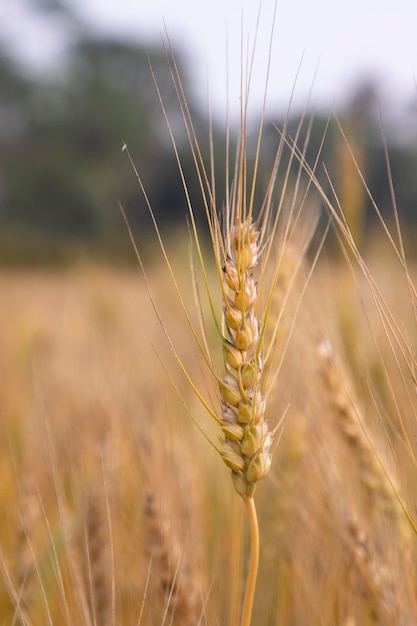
[2,18,417,623]
[1,219,417,625]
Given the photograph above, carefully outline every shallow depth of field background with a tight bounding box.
[1,0,417,264]
[1,2,417,625]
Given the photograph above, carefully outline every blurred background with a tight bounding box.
[1,0,416,264]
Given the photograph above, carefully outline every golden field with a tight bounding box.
[1,234,417,625]
[3,0,417,620]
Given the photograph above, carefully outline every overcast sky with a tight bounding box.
[2,0,417,119]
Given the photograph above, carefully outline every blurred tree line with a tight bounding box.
[1,0,416,264]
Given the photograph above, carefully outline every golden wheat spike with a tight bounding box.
[219,217,273,498]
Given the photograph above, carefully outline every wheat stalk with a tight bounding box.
[218,216,273,626]
[119,5,327,621]
[342,513,400,625]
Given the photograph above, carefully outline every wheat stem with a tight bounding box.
[240,496,259,626]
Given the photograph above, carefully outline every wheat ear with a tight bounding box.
[343,513,401,625]
[220,218,272,496]
[317,337,409,544]
[144,492,200,626]
[83,490,111,626]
